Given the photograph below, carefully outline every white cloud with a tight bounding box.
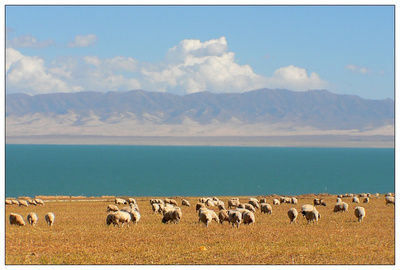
[68,34,98,47]
[6,37,329,95]
[7,34,54,48]
[345,64,370,74]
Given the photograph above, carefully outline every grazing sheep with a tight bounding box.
[228,210,242,228]
[28,199,37,206]
[205,198,216,207]
[126,198,137,204]
[333,202,349,212]
[291,197,298,205]
[34,198,44,205]
[272,199,280,205]
[301,204,316,217]
[129,210,141,225]
[303,209,320,224]
[242,210,255,225]
[164,198,178,206]
[45,212,55,226]
[248,200,260,209]
[162,208,182,224]
[260,203,272,215]
[354,206,366,222]
[121,203,139,214]
[19,200,29,207]
[5,199,12,205]
[238,203,256,212]
[336,197,342,203]
[106,211,131,227]
[288,208,298,224]
[228,199,240,209]
[196,203,206,213]
[363,197,370,203]
[150,198,164,205]
[151,203,161,214]
[216,200,226,210]
[259,198,267,204]
[218,210,230,224]
[106,205,119,212]
[27,212,38,226]
[199,210,213,227]
[198,197,207,203]
[11,199,20,205]
[9,213,25,226]
[115,198,127,205]
[314,198,326,206]
[352,196,360,203]
[385,196,395,205]
[182,199,191,207]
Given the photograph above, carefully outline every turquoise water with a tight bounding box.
[5,145,394,198]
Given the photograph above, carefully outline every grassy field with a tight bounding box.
[5,194,395,265]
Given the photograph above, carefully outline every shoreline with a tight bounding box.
[5,134,394,148]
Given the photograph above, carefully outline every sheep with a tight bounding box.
[238,203,256,212]
[385,196,395,205]
[216,200,226,210]
[150,198,164,205]
[260,203,272,215]
[333,202,349,213]
[106,205,119,212]
[242,210,255,225]
[121,203,139,213]
[129,210,141,225]
[314,198,326,206]
[162,208,182,224]
[363,197,370,203]
[205,198,216,207]
[352,196,360,203]
[5,199,12,205]
[106,211,131,227]
[115,198,127,205]
[336,197,342,203]
[182,199,191,207]
[45,212,55,226]
[152,203,161,214]
[291,197,298,205]
[28,199,37,206]
[272,199,280,205]
[259,198,267,204]
[228,210,242,228]
[288,208,298,224]
[218,210,230,224]
[303,209,320,224]
[249,197,259,204]
[19,200,29,207]
[9,213,25,226]
[248,200,260,209]
[34,198,44,205]
[354,206,366,222]
[164,198,178,206]
[126,198,137,204]
[228,199,240,209]
[199,210,213,227]
[301,204,316,217]
[27,212,38,226]
[198,197,207,203]
[11,199,20,205]
[196,203,206,213]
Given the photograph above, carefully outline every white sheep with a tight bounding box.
[28,199,37,206]
[336,197,342,203]
[162,207,182,224]
[106,205,119,212]
[259,198,267,204]
[352,196,360,203]
[354,206,366,222]
[196,203,206,213]
[333,202,349,212]
[34,198,44,205]
[19,200,29,207]
[45,212,55,226]
[228,199,240,208]
[363,197,370,203]
[216,200,226,210]
[9,213,25,226]
[242,210,255,225]
[11,199,20,205]
[182,199,191,207]
[238,203,256,212]
[199,210,213,227]
[126,198,137,204]
[27,212,38,226]
[218,210,230,224]
[130,210,141,225]
[287,208,298,224]
[291,197,298,205]
[272,199,280,205]
[115,198,127,205]
[248,200,260,209]
[386,196,395,205]
[303,209,320,224]
[260,203,272,215]
[300,204,316,217]
[151,203,161,214]
[228,210,242,228]
[5,199,12,205]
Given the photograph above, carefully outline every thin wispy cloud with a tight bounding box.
[68,34,98,48]
[7,34,54,49]
[345,64,370,74]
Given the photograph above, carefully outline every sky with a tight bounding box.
[4,4,395,100]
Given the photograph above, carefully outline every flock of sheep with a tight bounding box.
[103,192,395,228]
[6,199,55,227]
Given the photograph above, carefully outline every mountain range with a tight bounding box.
[5,88,394,138]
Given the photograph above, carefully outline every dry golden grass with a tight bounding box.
[5,194,394,265]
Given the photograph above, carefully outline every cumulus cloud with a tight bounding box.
[6,36,329,95]
[345,64,370,74]
[7,34,54,48]
[68,34,98,47]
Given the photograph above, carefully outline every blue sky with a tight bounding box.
[5,5,395,100]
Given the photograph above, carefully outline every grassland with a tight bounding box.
[5,194,395,265]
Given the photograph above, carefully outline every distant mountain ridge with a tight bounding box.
[6,88,394,138]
